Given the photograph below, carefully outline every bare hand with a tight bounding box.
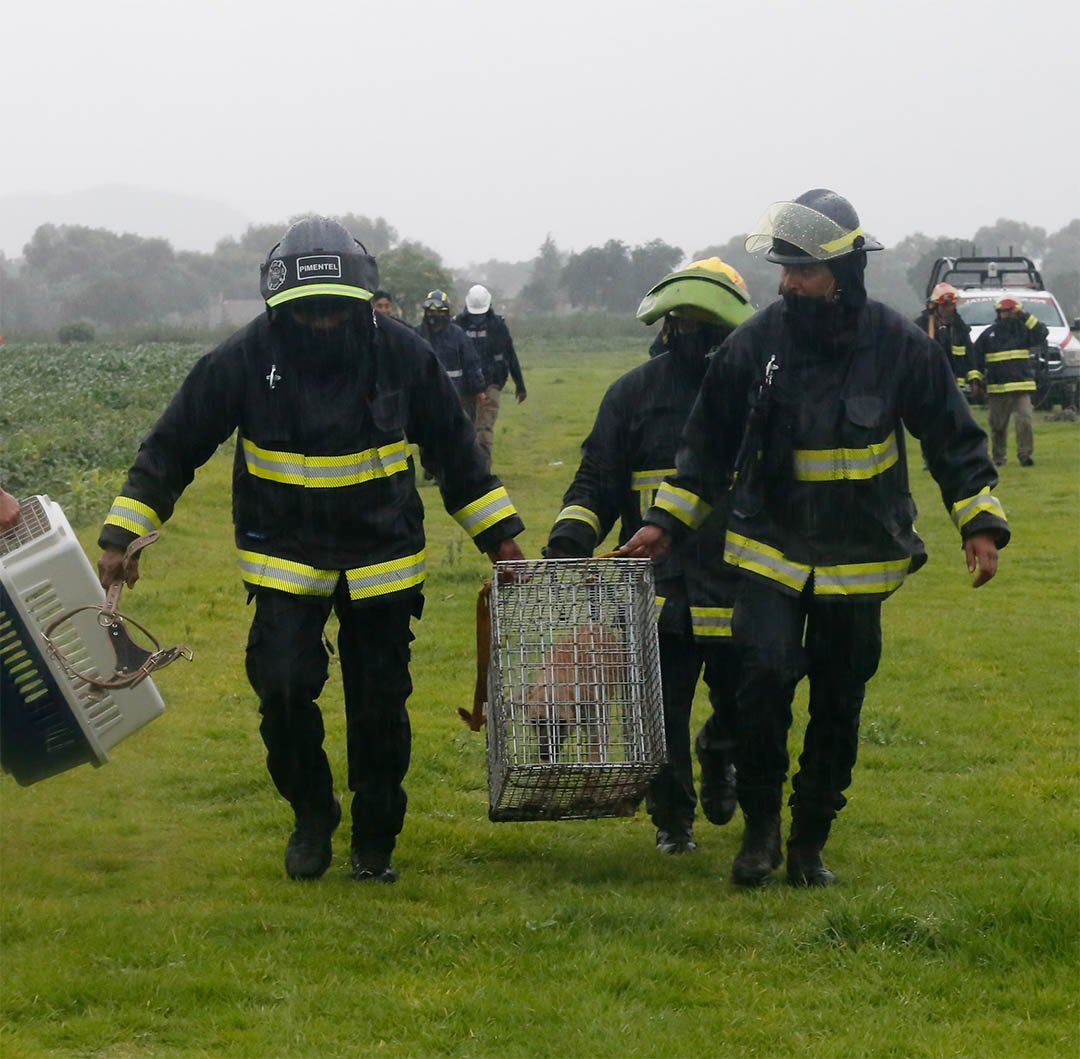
[618,524,672,559]
[98,546,139,590]
[0,488,20,531]
[487,537,526,583]
[476,392,488,404]
[515,389,527,404]
[964,532,998,588]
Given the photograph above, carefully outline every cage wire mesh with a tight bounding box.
[486,558,666,821]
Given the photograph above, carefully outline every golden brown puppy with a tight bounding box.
[524,623,623,763]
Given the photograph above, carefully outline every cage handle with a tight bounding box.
[41,532,192,693]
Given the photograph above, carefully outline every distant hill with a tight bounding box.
[0,185,253,258]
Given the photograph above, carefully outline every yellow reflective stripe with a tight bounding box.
[453,487,517,537]
[951,345,966,358]
[653,483,712,530]
[792,432,898,482]
[265,283,374,307]
[951,487,1006,531]
[1025,314,1038,330]
[631,468,677,489]
[555,505,600,535]
[967,370,984,381]
[654,595,667,621]
[987,381,1036,393]
[238,549,428,599]
[819,225,862,254]
[813,559,909,596]
[242,437,410,488]
[346,550,426,600]
[104,495,163,536]
[724,532,811,592]
[238,551,338,595]
[690,605,733,638]
[985,349,1032,363]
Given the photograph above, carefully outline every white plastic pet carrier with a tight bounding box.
[0,495,178,785]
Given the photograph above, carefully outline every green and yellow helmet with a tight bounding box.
[635,257,755,328]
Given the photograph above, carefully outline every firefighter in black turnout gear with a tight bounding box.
[97,218,525,883]
[915,283,979,394]
[623,190,1009,887]
[545,260,756,854]
[971,296,1048,467]
[415,289,486,422]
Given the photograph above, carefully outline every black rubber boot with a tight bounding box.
[655,825,697,854]
[695,727,737,826]
[351,841,398,883]
[786,813,837,887]
[285,797,341,880]
[731,813,782,887]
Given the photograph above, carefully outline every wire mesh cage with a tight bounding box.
[485,558,666,821]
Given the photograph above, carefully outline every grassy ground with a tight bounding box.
[1,341,1077,1058]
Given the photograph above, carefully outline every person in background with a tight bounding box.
[96,218,525,885]
[415,290,486,422]
[622,189,1009,888]
[916,282,981,396]
[455,284,526,468]
[971,296,1049,467]
[545,259,755,854]
[371,289,400,321]
[0,487,20,530]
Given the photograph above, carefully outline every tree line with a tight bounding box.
[0,213,1076,338]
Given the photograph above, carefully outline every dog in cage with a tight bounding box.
[523,622,624,764]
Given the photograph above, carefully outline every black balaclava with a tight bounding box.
[667,321,728,373]
[276,299,374,371]
[781,249,868,352]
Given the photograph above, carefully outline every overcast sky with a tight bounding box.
[4,0,1077,266]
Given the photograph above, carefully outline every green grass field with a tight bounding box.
[1,340,1078,1058]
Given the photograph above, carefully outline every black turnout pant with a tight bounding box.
[646,633,740,832]
[732,577,882,822]
[245,582,416,857]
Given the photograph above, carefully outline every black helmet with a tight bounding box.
[745,188,884,265]
[259,216,379,309]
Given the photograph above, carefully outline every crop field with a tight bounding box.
[1,338,1078,1058]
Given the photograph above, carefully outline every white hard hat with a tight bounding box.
[465,284,492,314]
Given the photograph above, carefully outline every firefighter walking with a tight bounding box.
[623,190,1009,887]
[97,218,525,884]
[545,259,755,854]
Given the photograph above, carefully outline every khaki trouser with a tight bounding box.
[474,384,502,464]
[988,392,1034,463]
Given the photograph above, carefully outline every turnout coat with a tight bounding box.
[971,312,1049,395]
[645,299,1010,602]
[99,313,522,606]
[914,308,974,388]
[548,349,739,642]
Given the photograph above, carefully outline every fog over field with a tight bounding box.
[3,0,1077,265]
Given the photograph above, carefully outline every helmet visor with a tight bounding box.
[745,201,868,261]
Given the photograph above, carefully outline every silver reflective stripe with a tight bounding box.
[455,489,516,537]
[238,552,338,595]
[690,607,733,637]
[347,553,426,600]
[723,532,811,592]
[793,432,898,481]
[241,438,409,488]
[631,469,676,489]
[951,488,1006,530]
[445,369,464,378]
[813,563,908,594]
[493,354,504,361]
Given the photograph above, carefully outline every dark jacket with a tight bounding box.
[414,319,486,395]
[971,312,1049,394]
[455,310,526,391]
[645,298,1010,602]
[915,308,974,386]
[99,313,522,606]
[547,348,738,641]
